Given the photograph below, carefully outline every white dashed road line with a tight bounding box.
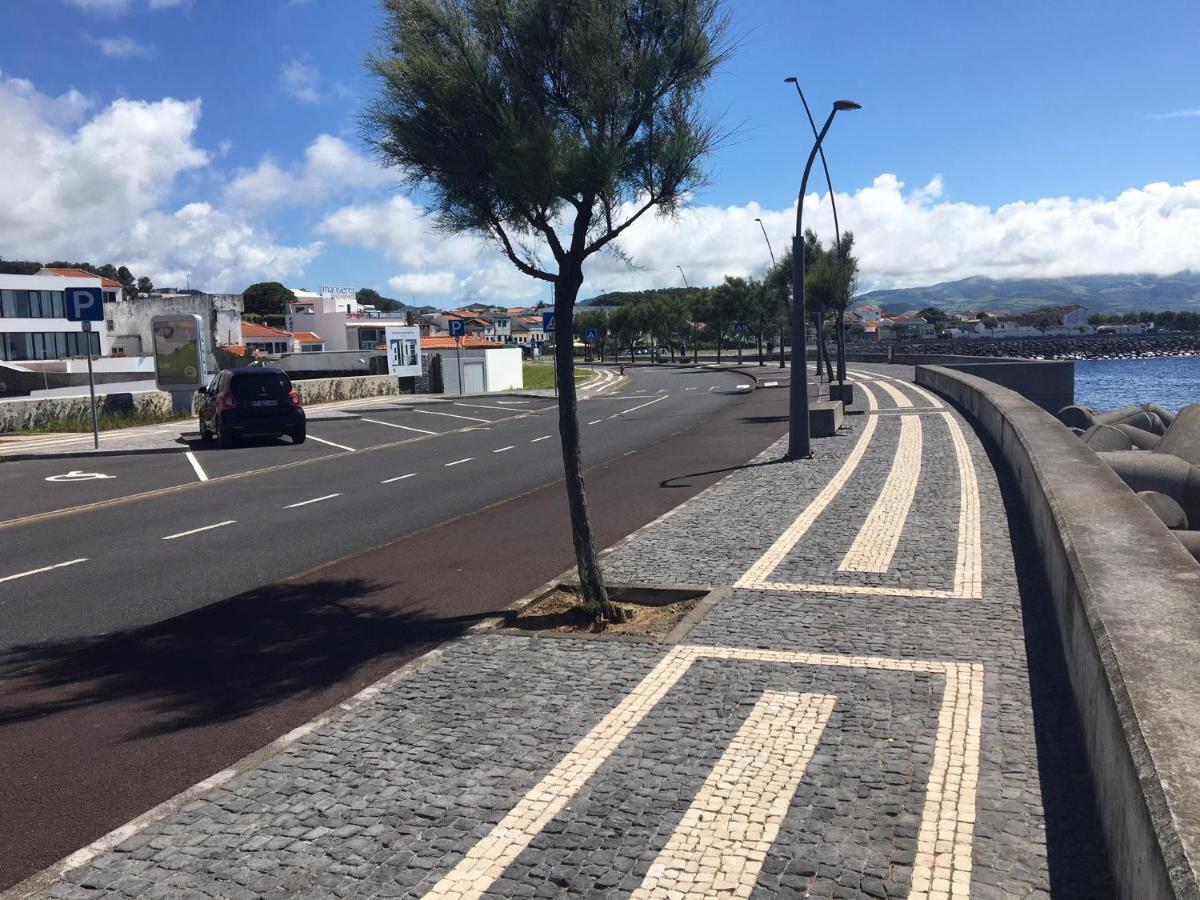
[415,409,490,423]
[381,473,417,484]
[283,494,341,509]
[444,457,474,467]
[361,418,438,435]
[0,558,88,583]
[588,419,603,425]
[306,434,356,452]
[493,446,516,453]
[615,394,668,416]
[162,520,237,541]
[184,451,208,482]
[530,435,551,443]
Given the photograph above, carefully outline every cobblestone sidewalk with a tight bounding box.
[21,365,1111,899]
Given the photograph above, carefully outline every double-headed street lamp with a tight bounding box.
[786,90,860,460]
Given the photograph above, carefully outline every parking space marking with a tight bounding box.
[454,402,529,412]
[162,520,236,541]
[493,446,516,453]
[381,473,418,484]
[306,434,356,452]
[184,451,208,483]
[530,435,551,443]
[0,558,88,583]
[415,409,491,424]
[361,418,438,435]
[283,493,341,509]
[444,457,474,467]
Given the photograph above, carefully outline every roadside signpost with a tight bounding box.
[734,322,747,365]
[448,319,466,395]
[151,314,207,417]
[64,287,104,449]
[541,312,558,396]
[385,325,422,378]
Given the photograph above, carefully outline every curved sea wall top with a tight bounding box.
[916,363,1200,900]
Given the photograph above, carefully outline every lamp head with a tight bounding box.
[833,99,862,111]
[784,76,798,84]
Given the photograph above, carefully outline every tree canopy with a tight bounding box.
[242,282,296,317]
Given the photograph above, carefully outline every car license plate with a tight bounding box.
[250,399,277,407]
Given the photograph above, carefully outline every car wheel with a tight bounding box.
[218,421,235,449]
[292,427,306,445]
[198,419,213,441]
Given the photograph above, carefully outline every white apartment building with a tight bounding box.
[0,272,115,362]
[285,288,410,352]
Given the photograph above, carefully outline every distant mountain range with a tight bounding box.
[854,272,1200,315]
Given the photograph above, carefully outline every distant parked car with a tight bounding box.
[196,366,306,448]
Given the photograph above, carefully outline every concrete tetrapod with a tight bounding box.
[1098,450,1200,525]
[1116,423,1162,450]
[1144,402,1176,429]
[1137,491,1189,530]
[1155,404,1200,465]
[1082,424,1134,452]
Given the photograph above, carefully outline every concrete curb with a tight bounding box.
[917,363,1200,900]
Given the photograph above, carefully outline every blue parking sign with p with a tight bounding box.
[448,319,466,337]
[65,287,105,322]
[542,312,556,333]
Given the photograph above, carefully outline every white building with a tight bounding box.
[286,289,410,352]
[0,272,114,362]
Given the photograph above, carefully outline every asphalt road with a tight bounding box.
[0,364,790,890]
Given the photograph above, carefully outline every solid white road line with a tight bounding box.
[0,558,88,583]
[493,445,516,453]
[283,494,341,509]
[444,457,474,467]
[381,473,418,484]
[184,451,208,482]
[530,435,551,443]
[162,520,236,541]
[306,434,356,452]
[361,418,438,435]
[615,394,668,416]
[415,408,490,423]
[454,403,526,412]
[588,419,603,425]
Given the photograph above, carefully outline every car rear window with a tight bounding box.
[230,372,291,400]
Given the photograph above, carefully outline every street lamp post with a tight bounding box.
[787,96,860,460]
[754,217,786,369]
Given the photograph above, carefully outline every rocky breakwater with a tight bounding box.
[883,333,1200,360]
[1057,401,1200,561]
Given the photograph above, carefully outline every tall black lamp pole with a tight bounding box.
[787,95,860,460]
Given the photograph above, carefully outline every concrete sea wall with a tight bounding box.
[916,364,1200,900]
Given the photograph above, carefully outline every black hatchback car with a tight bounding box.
[196,366,306,447]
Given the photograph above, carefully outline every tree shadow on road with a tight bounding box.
[0,578,491,738]
[660,456,785,489]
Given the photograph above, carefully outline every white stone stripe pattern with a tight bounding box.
[943,411,983,600]
[421,644,984,900]
[631,691,836,899]
[733,381,881,588]
[874,378,913,408]
[839,412,923,573]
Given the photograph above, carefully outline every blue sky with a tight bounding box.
[2,0,1198,304]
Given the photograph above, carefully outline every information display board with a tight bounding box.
[152,314,206,392]
[385,325,422,377]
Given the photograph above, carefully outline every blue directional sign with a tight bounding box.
[734,322,747,334]
[542,311,556,333]
[64,287,104,322]
[448,318,466,338]
[584,327,598,341]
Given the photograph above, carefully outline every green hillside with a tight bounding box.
[854,272,1200,315]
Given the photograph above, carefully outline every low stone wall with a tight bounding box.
[916,364,1200,900]
[292,374,398,405]
[0,389,174,432]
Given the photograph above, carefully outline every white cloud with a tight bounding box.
[388,271,458,296]
[281,59,320,104]
[321,175,1200,304]
[64,0,186,12]
[223,134,390,210]
[0,73,318,292]
[1149,108,1200,120]
[90,34,153,58]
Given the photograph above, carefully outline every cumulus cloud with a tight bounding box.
[0,73,317,291]
[281,59,320,104]
[64,0,185,12]
[320,174,1200,304]
[1149,108,1200,120]
[90,34,153,58]
[388,271,458,296]
[223,134,390,210]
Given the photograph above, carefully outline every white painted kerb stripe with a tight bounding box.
[162,520,236,541]
[0,557,88,583]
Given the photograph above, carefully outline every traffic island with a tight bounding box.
[499,582,725,643]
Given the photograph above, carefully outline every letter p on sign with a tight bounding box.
[65,287,105,322]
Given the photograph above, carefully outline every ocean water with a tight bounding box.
[1074,356,1200,412]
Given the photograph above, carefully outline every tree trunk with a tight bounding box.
[756,333,763,366]
[836,313,847,384]
[553,273,619,622]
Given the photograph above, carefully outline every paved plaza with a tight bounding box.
[21,365,1112,899]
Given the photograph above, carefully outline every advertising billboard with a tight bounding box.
[152,314,206,392]
[385,325,422,378]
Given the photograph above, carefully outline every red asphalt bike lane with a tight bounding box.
[0,385,789,891]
